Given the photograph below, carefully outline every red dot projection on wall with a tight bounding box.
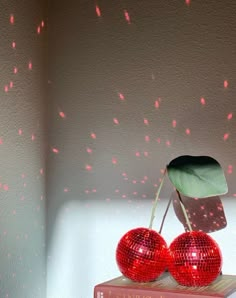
[40,1,236,206]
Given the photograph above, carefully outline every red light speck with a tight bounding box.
[31,134,35,141]
[18,129,23,135]
[166,140,171,147]
[52,147,59,154]
[90,132,96,139]
[3,184,9,191]
[113,118,119,125]
[227,113,233,120]
[118,92,125,100]
[145,135,150,142]
[185,128,191,135]
[0,138,3,144]
[224,80,228,88]
[9,81,13,88]
[154,100,159,109]
[85,164,92,171]
[95,5,101,17]
[185,0,191,6]
[28,61,32,70]
[144,151,149,157]
[223,133,229,141]
[135,151,140,157]
[200,97,206,105]
[4,85,9,93]
[112,157,117,164]
[144,118,149,125]
[41,20,45,27]
[10,14,14,24]
[37,26,41,34]
[227,165,233,174]
[86,147,92,154]
[172,120,177,128]
[59,111,66,118]
[12,41,16,49]
[124,10,131,24]
[13,67,18,74]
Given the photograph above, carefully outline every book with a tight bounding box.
[94,272,236,298]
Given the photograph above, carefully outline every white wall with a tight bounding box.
[47,1,236,297]
[0,1,47,297]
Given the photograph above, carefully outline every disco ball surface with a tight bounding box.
[168,231,222,286]
[116,227,168,282]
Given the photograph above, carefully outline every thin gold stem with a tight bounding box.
[158,195,172,234]
[176,190,192,232]
[148,169,167,229]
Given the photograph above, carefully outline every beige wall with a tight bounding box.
[47,1,236,297]
[0,1,46,297]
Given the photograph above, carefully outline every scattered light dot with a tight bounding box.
[86,147,92,154]
[185,128,191,135]
[118,92,125,101]
[18,129,23,135]
[143,118,149,125]
[227,113,233,120]
[10,14,14,24]
[145,135,150,142]
[9,81,13,88]
[223,133,229,141]
[37,26,41,34]
[135,151,140,157]
[41,20,45,27]
[3,184,9,191]
[52,147,59,154]
[124,10,131,24]
[4,85,9,93]
[13,67,18,74]
[28,61,32,70]
[95,5,101,17]
[112,157,117,164]
[154,100,159,109]
[166,140,171,147]
[59,111,66,118]
[200,97,206,105]
[31,134,35,141]
[85,164,92,171]
[90,132,96,139]
[144,151,149,157]
[113,118,119,125]
[12,41,16,49]
[172,120,177,128]
[224,80,228,88]
[185,0,191,6]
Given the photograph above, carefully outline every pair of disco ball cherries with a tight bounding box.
[116,227,222,287]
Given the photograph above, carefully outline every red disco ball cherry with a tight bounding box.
[168,231,222,286]
[116,227,168,282]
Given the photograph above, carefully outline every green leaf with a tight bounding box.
[167,155,228,198]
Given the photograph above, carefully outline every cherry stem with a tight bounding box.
[158,195,172,234]
[149,168,167,229]
[176,190,192,232]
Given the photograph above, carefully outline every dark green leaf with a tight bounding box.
[167,155,228,198]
